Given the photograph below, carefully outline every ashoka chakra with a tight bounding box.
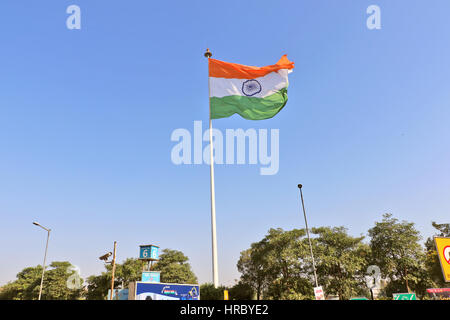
[242,79,262,96]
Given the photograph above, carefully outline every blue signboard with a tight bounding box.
[135,282,200,300]
[139,245,159,260]
[142,271,160,283]
[150,246,159,259]
[107,289,129,300]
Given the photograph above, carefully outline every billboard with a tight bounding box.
[107,289,129,300]
[134,282,200,300]
[426,288,450,300]
[434,237,450,282]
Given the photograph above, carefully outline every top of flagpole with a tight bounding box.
[204,48,212,58]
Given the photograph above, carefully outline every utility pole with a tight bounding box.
[110,241,117,300]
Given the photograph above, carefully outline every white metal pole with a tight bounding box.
[38,228,50,300]
[205,49,219,288]
[298,184,319,288]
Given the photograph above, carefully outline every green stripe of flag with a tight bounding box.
[210,88,288,120]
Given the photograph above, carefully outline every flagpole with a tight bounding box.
[205,48,219,288]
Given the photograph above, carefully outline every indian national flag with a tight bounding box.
[209,55,294,120]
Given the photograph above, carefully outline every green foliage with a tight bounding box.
[85,258,145,300]
[200,283,228,300]
[237,228,314,300]
[229,281,254,300]
[153,249,197,284]
[236,214,437,300]
[312,226,370,300]
[238,227,371,300]
[43,262,84,300]
[200,281,255,300]
[236,248,268,300]
[0,261,83,300]
[0,266,42,300]
[114,258,146,285]
[85,273,110,300]
[431,222,450,237]
[368,213,432,298]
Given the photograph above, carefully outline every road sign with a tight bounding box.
[350,297,369,300]
[139,244,160,261]
[314,286,325,300]
[393,293,416,300]
[434,237,450,282]
[224,290,229,300]
[142,271,160,283]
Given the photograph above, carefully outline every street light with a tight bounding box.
[297,184,319,288]
[33,221,51,300]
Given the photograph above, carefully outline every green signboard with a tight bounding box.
[393,293,416,300]
[350,297,369,300]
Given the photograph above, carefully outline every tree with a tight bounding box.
[115,258,146,286]
[236,247,268,300]
[85,258,145,300]
[0,261,83,300]
[153,249,197,284]
[312,227,370,300]
[85,272,111,300]
[0,266,42,300]
[262,228,313,300]
[199,283,228,300]
[237,228,314,300]
[368,213,431,298]
[43,262,84,300]
[229,281,254,300]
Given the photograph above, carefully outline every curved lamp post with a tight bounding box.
[33,222,51,300]
[297,184,319,288]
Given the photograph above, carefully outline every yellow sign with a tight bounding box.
[224,290,229,300]
[434,237,450,282]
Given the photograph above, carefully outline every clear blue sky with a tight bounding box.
[1,0,449,287]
